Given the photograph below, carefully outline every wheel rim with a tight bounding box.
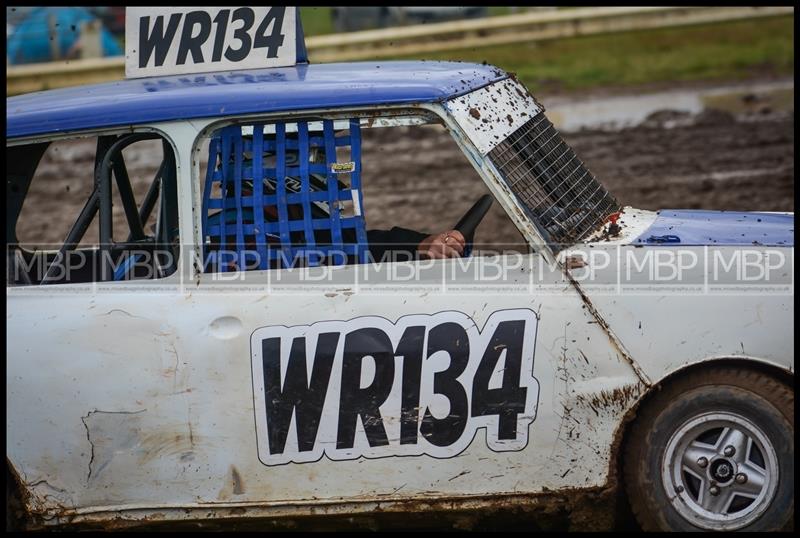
[661,411,779,530]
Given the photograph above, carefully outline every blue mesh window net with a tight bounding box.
[202,120,369,271]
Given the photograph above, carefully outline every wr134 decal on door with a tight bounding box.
[251,309,540,466]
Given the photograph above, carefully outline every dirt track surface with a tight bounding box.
[360,109,794,246]
[17,103,794,248]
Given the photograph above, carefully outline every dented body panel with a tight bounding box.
[8,256,642,526]
[6,63,793,529]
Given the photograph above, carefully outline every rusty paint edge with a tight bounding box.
[564,270,652,386]
[30,486,615,530]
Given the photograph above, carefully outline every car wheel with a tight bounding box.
[623,366,794,531]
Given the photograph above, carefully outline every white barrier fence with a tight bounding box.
[6,6,794,96]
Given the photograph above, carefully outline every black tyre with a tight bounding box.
[623,366,793,531]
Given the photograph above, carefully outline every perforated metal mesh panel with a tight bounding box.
[202,120,368,271]
[488,113,620,248]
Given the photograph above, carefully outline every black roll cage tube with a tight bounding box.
[40,133,170,284]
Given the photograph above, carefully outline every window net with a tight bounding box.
[202,119,368,271]
[488,113,620,249]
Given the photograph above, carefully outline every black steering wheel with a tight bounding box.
[454,194,494,256]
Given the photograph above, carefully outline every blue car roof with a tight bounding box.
[7,61,508,139]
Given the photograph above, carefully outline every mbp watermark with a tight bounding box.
[7,242,793,297]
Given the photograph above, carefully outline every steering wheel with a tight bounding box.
[454,194,494,257]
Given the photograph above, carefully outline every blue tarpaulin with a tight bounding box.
[7,7,122,65]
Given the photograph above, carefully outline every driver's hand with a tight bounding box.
[417,230,466,259]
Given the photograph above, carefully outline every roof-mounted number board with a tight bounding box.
[125,7,297,79]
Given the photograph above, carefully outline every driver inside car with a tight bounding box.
[205,142,466,271]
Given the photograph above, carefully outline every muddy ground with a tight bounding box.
[18,102,793,249]
[360,107,794,247]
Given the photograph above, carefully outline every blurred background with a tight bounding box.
[7,6,794,248]
[7,6,792,93]
[6,7,124,64]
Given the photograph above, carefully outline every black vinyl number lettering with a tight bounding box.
[337,328,395,450]
[262,333,339,454]
[136,8,289,72]
[176,11,211,65]
[211,9,231,62]
[471,320,529,440]
[396,326,426,445]
[254,6,287,58]
[420,323,470,447]
[138,14,182,68]
[253,310,539,466]
[225,7,255,62]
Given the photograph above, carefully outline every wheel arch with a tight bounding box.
[606,356,793,489]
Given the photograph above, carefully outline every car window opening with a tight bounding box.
[202,118,370,272]
[7,134,179,286]
[201,113,528,274]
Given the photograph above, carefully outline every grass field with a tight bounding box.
[299,6,522,35]
[299,9,794,94]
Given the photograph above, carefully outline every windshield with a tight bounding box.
[487,113,620,247]
[446,78,620,251]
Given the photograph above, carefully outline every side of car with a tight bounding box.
[6,65,793,531]
[6,95,631,526]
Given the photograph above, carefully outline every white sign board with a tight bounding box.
[250,310,540,466]
[125,7,297,79]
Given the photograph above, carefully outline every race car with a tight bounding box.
[6,7,793,532]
